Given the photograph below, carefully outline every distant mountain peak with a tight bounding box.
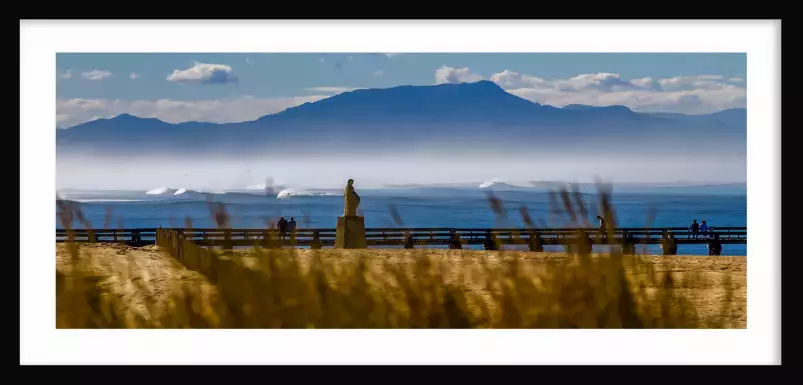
[109,113,171,124]
[60,112,172,129]
[265,79,538,121]
[350,79,505,94]
[425,80,508,93]
[562,104,633,112]
[107,113,173,123]
[111,113,141,120]
[453,79,503,88]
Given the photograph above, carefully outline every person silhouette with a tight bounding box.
[277,217,288,239]
[596,215,607,241]
[689,219,700,239]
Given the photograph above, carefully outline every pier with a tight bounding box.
[56,226,746,255]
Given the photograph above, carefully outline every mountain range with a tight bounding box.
[56,80,746,157]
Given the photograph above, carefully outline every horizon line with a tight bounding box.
[56,180,747,192]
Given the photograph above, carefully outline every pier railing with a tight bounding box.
[56,226,745,255]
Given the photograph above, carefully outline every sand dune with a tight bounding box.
[56,244,746,328]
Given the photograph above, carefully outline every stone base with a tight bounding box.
[335,216,367,249]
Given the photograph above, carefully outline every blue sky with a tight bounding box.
[56,53,746,128]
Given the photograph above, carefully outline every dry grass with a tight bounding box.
[55,184,746,328]
[56,243,223,328]
[57,244,745,328]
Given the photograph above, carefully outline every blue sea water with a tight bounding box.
[56,187,747,256]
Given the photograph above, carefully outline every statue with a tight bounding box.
[335,178,366,249]
[343,178,360,217]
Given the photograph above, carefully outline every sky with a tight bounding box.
[56,53,747,128]
[55,53,747,189]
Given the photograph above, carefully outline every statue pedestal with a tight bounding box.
[335,216,366,249]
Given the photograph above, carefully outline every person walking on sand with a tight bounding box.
[700,220,709,238]
[596,215,607,240]
[689,219,700,239]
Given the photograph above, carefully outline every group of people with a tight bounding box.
[689,219,711,238]
[273,204,712,241]
[593,216,714,240]
[276,216,297,238]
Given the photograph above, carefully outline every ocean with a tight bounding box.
[56,185,747,256]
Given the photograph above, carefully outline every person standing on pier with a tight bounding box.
[700,220,709,238]
[689,220,700,239]
[288,217,297,241]
[277,217,288,239]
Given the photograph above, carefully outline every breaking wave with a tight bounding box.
[276,188,339,200]
[478,179,523,189]
[145,187,175,195]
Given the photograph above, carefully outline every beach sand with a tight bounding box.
[56,244,746,328]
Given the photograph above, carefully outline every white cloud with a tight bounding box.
[554,72,639,92]
[56,114,70,126]
[629,77,662,91]
[81,69,112,81]
[434,65,483,84]
[129,72,140,80]
[490,70,551,89]
[56,95,331,128]
[166,62,238,84]
[59,69,73,80]
[483,69,746,114]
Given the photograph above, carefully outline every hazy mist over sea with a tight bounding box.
[56,150,745,192]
